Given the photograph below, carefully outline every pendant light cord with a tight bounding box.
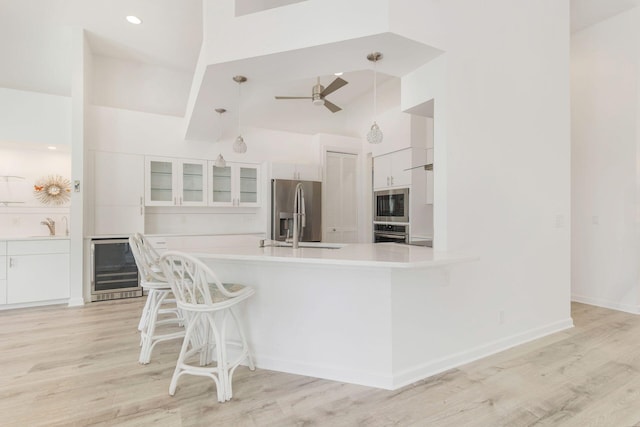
[237,82,241,134]
[373,59,377,121]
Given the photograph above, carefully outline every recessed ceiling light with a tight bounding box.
[334,72,343,76]
[47,146,56,150]
[126,15,142,25]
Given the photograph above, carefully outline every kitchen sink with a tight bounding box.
[262,240,345,249]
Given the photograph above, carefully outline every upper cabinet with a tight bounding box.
[94,151,144,235]
[208,162,260,207]
[145,157,208,207]
[373,149,413,190]
[271,163,321,181]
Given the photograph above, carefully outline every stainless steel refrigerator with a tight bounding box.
[271,179,322,242]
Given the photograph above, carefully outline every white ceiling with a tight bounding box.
[0,0,638,135]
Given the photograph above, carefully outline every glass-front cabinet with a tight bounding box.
[145,157,208,206]
[208,162,260,207]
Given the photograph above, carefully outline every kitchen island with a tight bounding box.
[186,242,476,390]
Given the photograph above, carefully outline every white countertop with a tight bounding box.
[189,242,476,269]
[0,236,70,241]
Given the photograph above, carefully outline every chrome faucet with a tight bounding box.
[61,216,69,236]
[292,183,305,249]
[41,217,55,236]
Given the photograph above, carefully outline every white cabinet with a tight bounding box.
[145,157,208,207]
[208,162,260,207]
[271,163,321,181]
[0,241,6,305]
[6,239,70,304]
[94,151,144,235]
[373,149,412,190]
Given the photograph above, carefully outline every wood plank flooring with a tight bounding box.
[1,299,640,426]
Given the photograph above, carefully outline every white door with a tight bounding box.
[324,152,358,243]
[145,157,176,206]
[7,253,70,303]
[179,159,208,206]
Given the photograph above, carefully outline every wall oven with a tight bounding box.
[91,238,141,302]
[373,223,409,244]
[374,188,409,223]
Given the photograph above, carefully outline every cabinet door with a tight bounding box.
[271,163,297,180]
[373,155,392,189]
[146,157,176,206]
[0,242,6,304]
[94,151,144,235]
[237,164,260,206]
[7,253,70,304]
[209,164,233,206]
[179,159,208,206]
[271,163,320,181]
[390,149,412,188]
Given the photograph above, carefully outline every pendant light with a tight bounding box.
[214,108,227,167]
[366,52,383,144]
[233,75,248,154]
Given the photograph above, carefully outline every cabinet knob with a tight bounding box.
[332,228,337,232]
[9,257,14,268]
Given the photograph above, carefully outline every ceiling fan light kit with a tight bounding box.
[233,75,248,154]
[275,76,348,113]
[367,51,384,144]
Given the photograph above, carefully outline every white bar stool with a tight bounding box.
[159,250,255,402]
[129,234,185,364]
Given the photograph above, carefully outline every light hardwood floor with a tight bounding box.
[1,299,640,426]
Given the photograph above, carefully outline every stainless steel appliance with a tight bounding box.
[272,179,322,242]
[373,223,409,244]
[374,188,409,223]
[91,238,141,302]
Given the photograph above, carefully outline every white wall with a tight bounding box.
[0,145,71,237]
[0,88,72,237]
[0,88,71,146]
[91,55,192,117]
[571,7,640,313]
[394,0,573,363]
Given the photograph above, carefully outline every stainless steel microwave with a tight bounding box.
[374,188,409,223]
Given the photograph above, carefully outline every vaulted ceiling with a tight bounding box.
[0,0,637,136]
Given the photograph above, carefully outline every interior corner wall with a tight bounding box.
[390,0,572,364]
[91,55,192,117]
[69,27,88,306]
[571,7,640,313]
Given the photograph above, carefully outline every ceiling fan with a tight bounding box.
[275,76,348,113]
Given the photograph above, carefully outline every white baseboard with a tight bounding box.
[254,355,395,389]
[571,294,640,314]
[0,298,69,311]
[67,297,85,307]
[254,318,574,390]
[391,317,574,390]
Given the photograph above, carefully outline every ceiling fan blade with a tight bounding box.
[320,77,348,97]
[275,96,313,99]
[324,100,342,113]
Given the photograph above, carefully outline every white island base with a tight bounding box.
[190,243,476,390]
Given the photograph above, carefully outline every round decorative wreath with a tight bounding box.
[33,175,71,205]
